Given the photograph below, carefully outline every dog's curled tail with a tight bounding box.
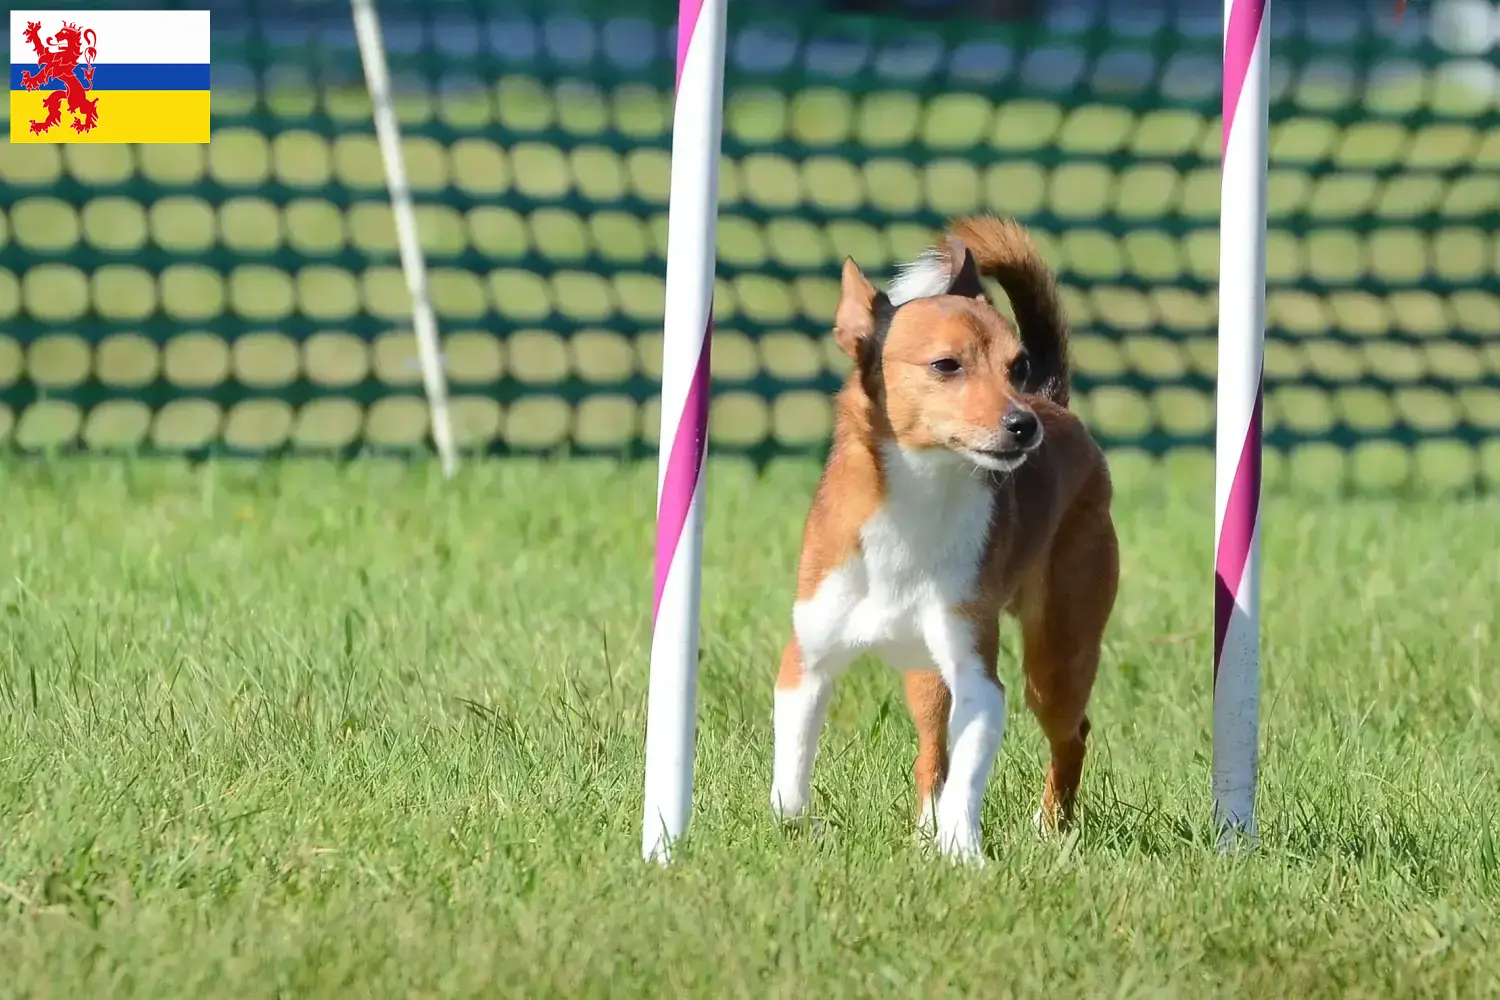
[949,214,1071,406]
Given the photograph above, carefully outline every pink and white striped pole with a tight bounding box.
[640,0,727,863]
[1214,0,1270,847]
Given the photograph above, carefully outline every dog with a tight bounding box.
[769,215,1119,862]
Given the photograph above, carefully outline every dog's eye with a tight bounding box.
[1009,355,1032,385]
[929,358,962,376]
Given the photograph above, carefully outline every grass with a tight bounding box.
[2,454,1499,996]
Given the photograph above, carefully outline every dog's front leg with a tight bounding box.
[770,636,849,824]
[923,609,1005,864]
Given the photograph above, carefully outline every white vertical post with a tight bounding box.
[350,0,458,477]
[1214,0,1269,847]
[640,0,727,863]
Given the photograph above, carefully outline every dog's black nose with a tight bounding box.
[1001,408,1039,446]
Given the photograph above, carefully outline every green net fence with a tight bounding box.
[2,0,1498,490]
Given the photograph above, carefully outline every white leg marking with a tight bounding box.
[774,573,858,825]
[936,672,1004,862]
[771,673,835,822]
[924,610,1005,864]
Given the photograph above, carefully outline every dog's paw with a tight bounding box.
[777,814,829,841]
[769,788,808,824]
[934,825,986,867]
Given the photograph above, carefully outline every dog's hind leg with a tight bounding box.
[1018,499,1118,835]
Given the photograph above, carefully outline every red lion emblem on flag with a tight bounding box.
[19,18,100,135]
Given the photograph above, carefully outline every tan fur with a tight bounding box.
[786,215,1118,834]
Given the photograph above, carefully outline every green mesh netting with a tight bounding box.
[1,0,1498,490]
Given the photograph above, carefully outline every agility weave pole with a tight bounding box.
[350,0,458,477]
[641,0,728,862]
[641,0,1271,859]
[1213,0,1270,846]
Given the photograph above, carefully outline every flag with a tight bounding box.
[10,9,210,144]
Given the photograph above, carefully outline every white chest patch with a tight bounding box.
[793,444,997,673]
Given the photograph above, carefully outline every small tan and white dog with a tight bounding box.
[770,215,1119,862]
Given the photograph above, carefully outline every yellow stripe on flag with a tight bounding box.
[9,89,210,144]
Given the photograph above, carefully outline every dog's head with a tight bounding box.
[833,236,1042,472]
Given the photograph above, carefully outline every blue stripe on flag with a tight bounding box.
[9,63,210,91]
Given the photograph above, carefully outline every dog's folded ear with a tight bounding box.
[942,234,985,300]
[833,257,890,360]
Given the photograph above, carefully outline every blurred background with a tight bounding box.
[1,0,1497,491]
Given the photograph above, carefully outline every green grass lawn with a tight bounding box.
[3,455,1499,996]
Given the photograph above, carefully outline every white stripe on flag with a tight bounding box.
[10,9,210,65]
